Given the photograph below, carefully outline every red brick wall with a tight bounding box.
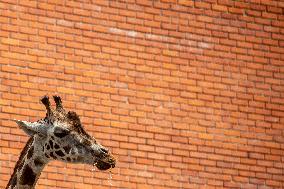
[0,0,283,188]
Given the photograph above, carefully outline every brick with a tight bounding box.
[1,38,19,45]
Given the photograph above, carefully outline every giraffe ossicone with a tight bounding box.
[6,95,116,189]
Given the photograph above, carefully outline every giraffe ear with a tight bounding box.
[14,119,48,137]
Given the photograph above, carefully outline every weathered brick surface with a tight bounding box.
[0,0,283,188]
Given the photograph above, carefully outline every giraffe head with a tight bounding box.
[14,95,116,170]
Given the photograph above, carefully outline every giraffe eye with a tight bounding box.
[54,127,70,138]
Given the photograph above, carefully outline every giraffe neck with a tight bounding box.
[6,136,49,189]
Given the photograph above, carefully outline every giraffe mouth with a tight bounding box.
[96,161,114,170]
[95,156,116,170]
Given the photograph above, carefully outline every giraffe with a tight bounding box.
[6,95,116,189]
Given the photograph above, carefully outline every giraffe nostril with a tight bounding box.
[100,148,108,154]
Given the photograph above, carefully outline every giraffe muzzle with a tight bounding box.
[95,153,116,170]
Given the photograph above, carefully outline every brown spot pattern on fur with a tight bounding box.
[34,158,44,167]
[49,152,56,159]
[55,150,65,157]
[20,165,36,185]
[63,146,71,154]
